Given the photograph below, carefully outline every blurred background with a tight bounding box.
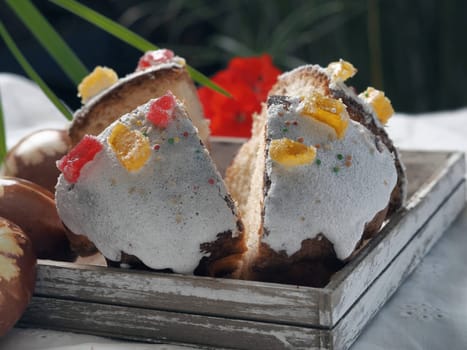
[0,0,465,113]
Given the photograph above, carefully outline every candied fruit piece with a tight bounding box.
[136,49,175,71]
[57,135,102,183]
[301,92,349,139]
[78,66,118,104]
[359,87,394,124]
[327,59,357,82]
[108,123,151,172]
[147,92,177,128]
[269,138,316,167]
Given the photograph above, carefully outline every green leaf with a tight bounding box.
[50,0,231,97]
[0,21,73,121]
[6,0,88,85]
[0,89,6,166]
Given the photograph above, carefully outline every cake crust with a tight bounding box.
[70,64,209,147]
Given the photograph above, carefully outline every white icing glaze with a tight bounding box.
[56,98,239,274]
[262,97,398,260]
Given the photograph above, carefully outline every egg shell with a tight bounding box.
[0,177,76,261]
[0,217,36,336]
[2,129,70,194]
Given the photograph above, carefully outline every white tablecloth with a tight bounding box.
[1,74,466,350]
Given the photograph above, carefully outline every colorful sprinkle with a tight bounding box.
[208,178,215,185]
[153,144,160,151]
[293,121,298,126]
[315,159,322,166]
[333,166,340,173]
[183,131,189,138]
[168,138,175,144]
[282,127,289,133]
[337,153,344,160]
[297,137,304,143]
[345,160,352,167]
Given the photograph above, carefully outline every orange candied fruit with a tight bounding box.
[78,66,118,104]
[327,59,357,82]
[301,92,349,139]
[108,123,151,172]
[359,87,394,124]
[269,138,316,167]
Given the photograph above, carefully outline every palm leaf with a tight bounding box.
[6,0,88,85]
[0,89,6,165]
[50,0,231,97]
[0,21,73,121]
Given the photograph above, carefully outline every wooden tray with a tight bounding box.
[18,149,466,350]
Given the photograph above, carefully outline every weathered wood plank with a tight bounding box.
[327,151,465,327]
[332,179,466,350]
[19,296,330,350]
[34,260,330,327]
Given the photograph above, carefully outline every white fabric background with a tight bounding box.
[0,74,466,350]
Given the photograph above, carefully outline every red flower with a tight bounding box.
[198,54,281,138]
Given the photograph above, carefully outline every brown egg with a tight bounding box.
[2,129,70,194]
[0,177,76,261]
[0,217,36,336]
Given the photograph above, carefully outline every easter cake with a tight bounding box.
[69,49,209,147]
[55,92,245,276]
[226,60,406,287]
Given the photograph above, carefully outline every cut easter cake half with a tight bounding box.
[55,92,245,277]
[66,49,210,255]
[70,49,209,147]
[226,60,406,287]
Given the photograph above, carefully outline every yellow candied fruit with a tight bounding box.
[327,59,357,82]
[269,138,316,167]
[108,123,151,172]
[78,66,118,104]
[301,92,349,139]
[359,87,394,124]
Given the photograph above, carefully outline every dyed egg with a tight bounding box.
[0,217,36,336]
[0,176,75,261]
[2,129,70,194]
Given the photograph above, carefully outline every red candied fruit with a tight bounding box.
[57,135,103,183]
[147,92,177,129]
[136,49,174,71]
